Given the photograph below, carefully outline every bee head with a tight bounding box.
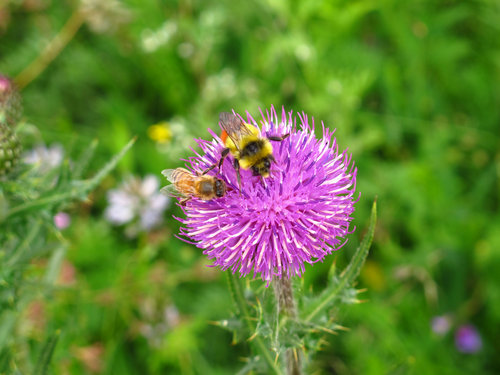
[215,179,227,197]
[252,157,272,177]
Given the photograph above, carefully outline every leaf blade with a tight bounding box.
[33,330,60,375]
[303,199,377,322]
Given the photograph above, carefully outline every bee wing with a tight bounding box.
[160,184,186,198]
[161,168,198,198]
[219,112,255,151]
[161,168,191,183]
[161,169,175,183]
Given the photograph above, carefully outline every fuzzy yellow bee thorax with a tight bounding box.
[223,123,260,155]
[222,122,274,171]
[238,140,273,170]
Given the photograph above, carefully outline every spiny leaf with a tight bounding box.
[226,272,284,375]
[338,199,378,286]
[5,220,42,267]
[54,159,71,191]
[302,199,377,322]
[72,139,98,179]
[1,137,136,221]
[212,317,243,332]
[82,136,136,192]
[44,246,67,284]
[236,356,267,375]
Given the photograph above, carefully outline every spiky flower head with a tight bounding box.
[0,74,22,127]
[174,107,357,283]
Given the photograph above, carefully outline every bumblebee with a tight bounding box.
[204,112,289,191]
[161,167,226,205]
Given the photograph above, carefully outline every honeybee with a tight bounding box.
[204,112,289,191]
[161,167,227,205]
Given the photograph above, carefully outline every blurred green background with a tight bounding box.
[1,0,499,373]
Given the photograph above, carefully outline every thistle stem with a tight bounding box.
[274,277,302,375]
[227,272,283,375]
[14,9,85,90]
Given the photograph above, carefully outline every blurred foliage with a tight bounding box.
[0,118,135,374]
[1,0,499,374]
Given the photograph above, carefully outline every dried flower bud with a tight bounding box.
[0,120,22,177]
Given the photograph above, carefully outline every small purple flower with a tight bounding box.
[431,315,451,336]
[54,212,71,230]
[455,324,482,353]
[175,106,357,282]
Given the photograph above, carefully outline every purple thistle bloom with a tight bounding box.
[174,106,357,283]
[455,324,482,354]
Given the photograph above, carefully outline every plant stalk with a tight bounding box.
[274,277,302,375]
[14,9,85,89]
[227,272,283,375]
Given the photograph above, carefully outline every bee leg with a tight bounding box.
[267,133,290,142]
[201,164,216,175]
[218,148,230,172]
[233,158,242,195]
[201,148,230,175]
[180,196,192,206]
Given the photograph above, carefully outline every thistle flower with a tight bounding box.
[174,107,357,282]
[105,174,170,237]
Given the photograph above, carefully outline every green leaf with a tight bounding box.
[1,137,136,221]
[81,136,136,192]
[33,330,60,375]
[72,139,98,179]
[303,199,377,322]
[0,311,16,350]
[213,317,244,333]
[226,272,284,375]
[236,356,267,375]
[0,347,11,373]
[5,220,42,267]
[44,246,67,285]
